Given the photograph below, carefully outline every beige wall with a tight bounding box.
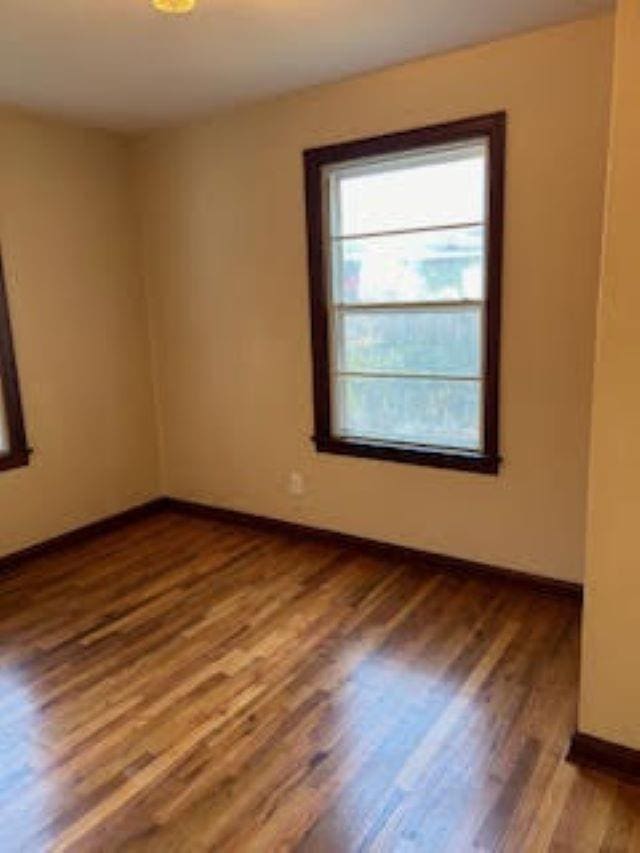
[579,0,640,749]
[0,110,158,557]
[135,16,613,582]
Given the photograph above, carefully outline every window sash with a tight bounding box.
[329,299,487,451]
[326,145,489,449]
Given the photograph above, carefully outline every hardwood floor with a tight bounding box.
[0,510,638,852]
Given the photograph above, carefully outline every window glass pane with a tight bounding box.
[334,143,486,236]
[335,376,481,450]
[334,227,484,304]
[0,377,7,454]
[338,308,481,377]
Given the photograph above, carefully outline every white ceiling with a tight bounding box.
[0,0,613,132]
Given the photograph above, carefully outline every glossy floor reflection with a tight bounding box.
[0,510,638,851]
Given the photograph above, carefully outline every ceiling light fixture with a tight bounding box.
[152,0,196,13]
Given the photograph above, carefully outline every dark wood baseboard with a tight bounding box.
[0,498,167,574]
[0,495,583,600]
[163,497,582,600]
[568,732,640,785]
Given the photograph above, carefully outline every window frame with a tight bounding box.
[304,112,506,475]
[0,254,29,473]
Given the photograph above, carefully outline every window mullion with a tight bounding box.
[333,300,483,312]
[334,371,483,382]
[331,220,485,242]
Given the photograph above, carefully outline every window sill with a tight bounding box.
[313,435,500,474]
[0,446,31,473]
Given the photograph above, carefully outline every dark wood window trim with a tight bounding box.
[304,112,506,475]
[0,254,29,472]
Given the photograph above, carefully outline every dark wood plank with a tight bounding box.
[0,510,635,851]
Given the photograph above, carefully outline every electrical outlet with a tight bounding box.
[289,471,305,496]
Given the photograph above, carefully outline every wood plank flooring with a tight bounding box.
[0,510,638,852]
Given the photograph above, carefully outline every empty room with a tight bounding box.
[1,0,639,849]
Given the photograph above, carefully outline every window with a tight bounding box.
[0,254,29,472]
[304,113,505,474]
